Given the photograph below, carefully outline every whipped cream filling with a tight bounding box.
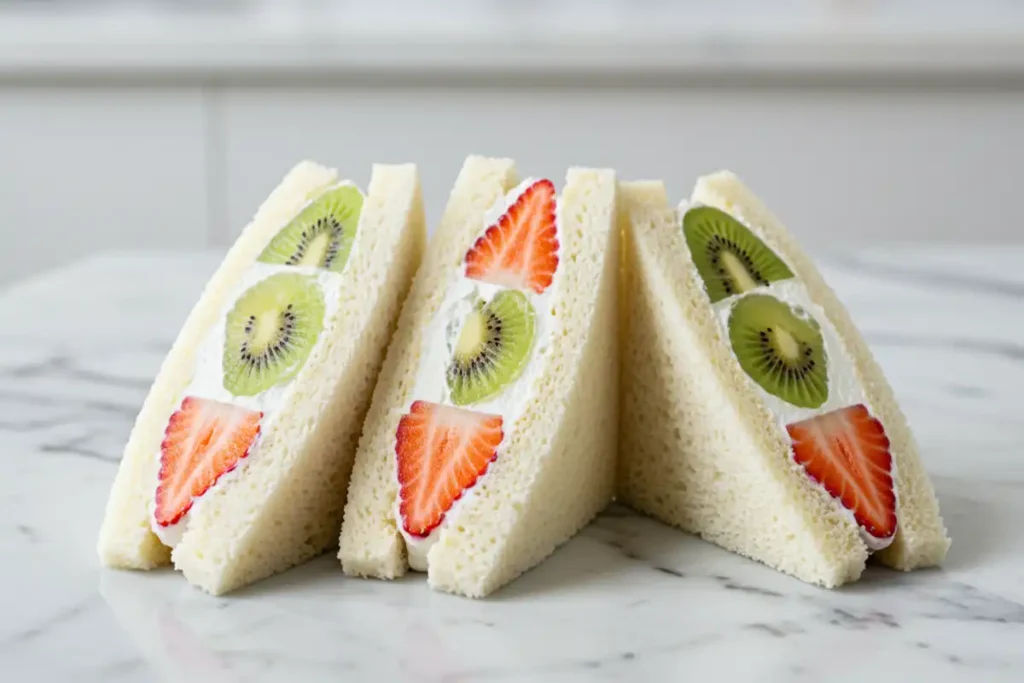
[683,200,898,551]
[397,178,563,571]
[150,182,360,548]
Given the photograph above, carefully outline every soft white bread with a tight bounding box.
[692,172,950,572]
[339,156,620,597]
[97,161,425,594]
[617,173,949,588]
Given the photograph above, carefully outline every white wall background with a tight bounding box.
[2,2,1024,288]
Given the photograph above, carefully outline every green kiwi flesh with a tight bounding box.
[447,289,536,406]
[222,272,325,396]
[683,205,794,303]
[728,293,828,409]
[258,184,363,273]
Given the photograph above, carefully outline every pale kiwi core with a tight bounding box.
[298,231,334,268]
[455,310,487,360]
[721,251,760,293]
[252,310,283,349]
[773,326,801,360]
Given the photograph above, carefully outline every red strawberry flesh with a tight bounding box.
[464,178,559,294]
[787,403,897,542]
[396,400,504,537]
[155,396,262,527]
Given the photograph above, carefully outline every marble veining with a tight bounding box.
[1,248,1022,682]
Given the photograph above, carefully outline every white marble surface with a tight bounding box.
[0,247,1022,682]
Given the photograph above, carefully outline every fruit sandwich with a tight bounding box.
[616,171,950,587]
[97,160,426,595]
[339,155,620,598]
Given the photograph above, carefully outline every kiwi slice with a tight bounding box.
[258,184,363,273]
[222,272,326,396]
[447,290,536,405]
[728,294,828,408]
[683,205,794,303]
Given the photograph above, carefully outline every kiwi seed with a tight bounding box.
[683,205,794,303]
[728,293,828,409]
[222,272,325,396]
[258,184,363,273]
[447,289,536,405]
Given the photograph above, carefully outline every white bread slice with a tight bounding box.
[618,172,950,588]
[96,161,426,594]
[339,155,620,597]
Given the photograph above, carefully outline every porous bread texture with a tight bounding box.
[174,164,426,594]
[339,157,620,597]
[618,182,865,587]
[616,181,671,342]
[429,167,619,597]
[692,171,950,572]
[97,160,338,571]
[96,161,426,594]
[339,156,518,580]
[617,174,949,588]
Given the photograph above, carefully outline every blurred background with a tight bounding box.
[1,0,1023,289]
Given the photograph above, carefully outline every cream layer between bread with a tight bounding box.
[693,171,950,572]
[151,182,362,548]
[338,160,619,596]
[99,159,426,593]
[682,198,898,552]
[619,210,866,586]
[397,178,564,570]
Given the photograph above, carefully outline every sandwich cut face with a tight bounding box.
[617,172,951,592]
[99,160,429,594]
[338,157,619,597]
[394,177,560,570]
[151,181,365,549]
[682,200,899,551]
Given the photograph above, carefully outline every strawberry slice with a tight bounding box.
[464,178,559,294]
[154,397,262,527]
[396,400,504,537]
[787,404,897,542]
